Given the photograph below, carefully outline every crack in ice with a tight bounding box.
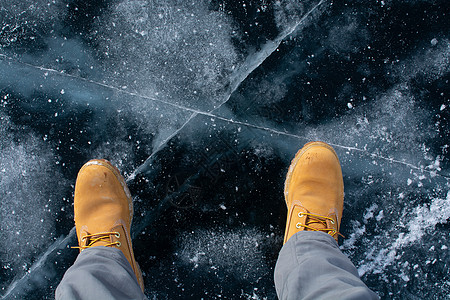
[0,52,449,181]
[2,1,448,297]
[127,0,330,180]
[211,0,328,114]
[196,114,450,180]
[1,227,76,299]
[127,112,198,181]
[1,1,448,291]
[1,0,332,184]
[0,53,201,115]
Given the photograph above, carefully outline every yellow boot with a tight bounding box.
[283,142,344,244]
[73,159,145,291]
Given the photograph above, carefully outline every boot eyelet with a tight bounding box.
[298,212,303,217]
[330,220,335,224]
[116,242,121,247]
[296,223,302,228]
[81,237,86,242]
[115,233,120,238]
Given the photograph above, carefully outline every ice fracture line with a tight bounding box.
[0,54,448,180]
[1,228,76,299]
[201,114,450,180]
[0,53,201,114]
[127,0,330,179]
[211,0,328,114]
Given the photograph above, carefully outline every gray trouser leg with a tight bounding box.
[274,231,379,300]
[56,246,146,300]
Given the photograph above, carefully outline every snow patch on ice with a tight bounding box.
[363,204,378,223]
[0,113,66,289]
[357,191,450,276]
[176,228,267,281]
[96,0,239,110]
[341,220,366,251]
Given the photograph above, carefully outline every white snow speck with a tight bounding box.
[375,210,384,222]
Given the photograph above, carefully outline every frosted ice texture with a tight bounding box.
[0,0,449,299]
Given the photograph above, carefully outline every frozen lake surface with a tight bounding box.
[0,0,449,299]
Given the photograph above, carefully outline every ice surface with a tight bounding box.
[1,0,449,299]
[0,113,68,297]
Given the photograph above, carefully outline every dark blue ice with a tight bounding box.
[0,0,449,299]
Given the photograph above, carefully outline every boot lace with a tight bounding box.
[72,231,121,250]
[296,212,344,238]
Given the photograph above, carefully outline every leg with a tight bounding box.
[56,247,145,300]
[275,142,378,300]
[56,159,145,299]
[274,231,378,300]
